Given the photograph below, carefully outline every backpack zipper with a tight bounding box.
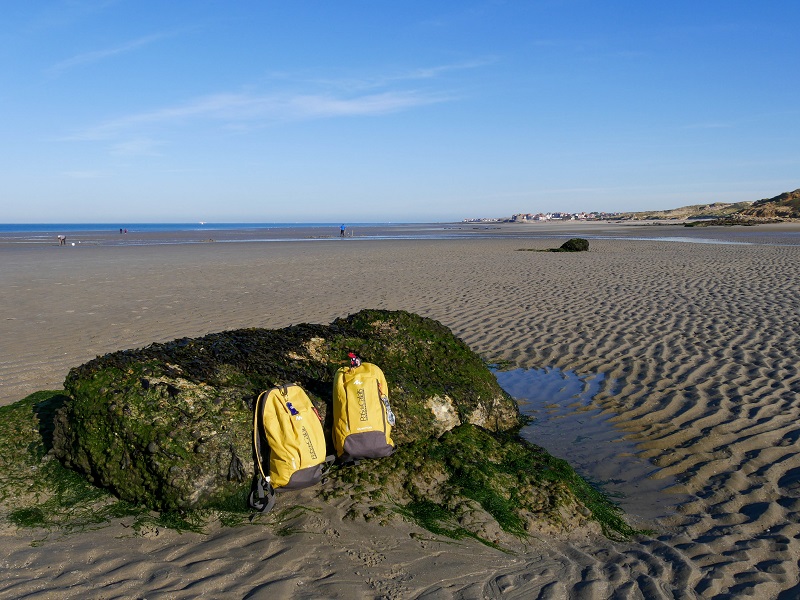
[377,381,387,434]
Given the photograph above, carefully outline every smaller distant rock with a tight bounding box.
[554,238,589,252]
[516,238,591,253]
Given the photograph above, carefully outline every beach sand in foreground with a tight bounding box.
[1,222,800,598]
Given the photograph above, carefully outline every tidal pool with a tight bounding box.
[494,367,687,524]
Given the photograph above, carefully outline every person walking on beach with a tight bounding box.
[340,224,346,237]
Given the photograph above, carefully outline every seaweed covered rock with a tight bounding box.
[555,238,589,252]
[323,424,632,545]
[52,310,520,511]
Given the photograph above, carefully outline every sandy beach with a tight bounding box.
[2,221,800,598]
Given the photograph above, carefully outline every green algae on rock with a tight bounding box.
[0,391,145,537]
[517,238,590,253]
[553,238,590,252]
[8,311,637,544]
[323,423,635,546]
[53,310,521,512]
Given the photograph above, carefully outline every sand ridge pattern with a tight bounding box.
[1,226,800,598]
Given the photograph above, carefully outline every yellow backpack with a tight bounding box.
[332,354,396,462]
[248,384,332,512]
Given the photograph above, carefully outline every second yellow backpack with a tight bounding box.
[332,354,396,462]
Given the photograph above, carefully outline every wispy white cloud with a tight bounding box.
[286,90,451,118]
[67,89,452,141]
[61,60,479,153]
[399,58,496,81]
[47,31,172,74]
[295,59,494,92]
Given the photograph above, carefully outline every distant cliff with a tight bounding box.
[621,189,800,222]
[620,201,753,221]
[738,189,800,219]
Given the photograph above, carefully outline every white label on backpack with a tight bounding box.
[357,388,368,421]
[302,426,318,460]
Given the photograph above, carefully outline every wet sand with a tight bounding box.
[1,221,799,598]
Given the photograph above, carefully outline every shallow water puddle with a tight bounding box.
[494,367,686,523]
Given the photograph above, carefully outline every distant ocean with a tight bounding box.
[0,222,505,246]
[2,222,789,247]
[0,223,391,234]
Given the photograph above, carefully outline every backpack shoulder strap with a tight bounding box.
[249,474,276,513]
[248,390,276,513]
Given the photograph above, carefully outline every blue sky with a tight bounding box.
[2,1,798,223]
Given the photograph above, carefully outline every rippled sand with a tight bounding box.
[1,222,799,598]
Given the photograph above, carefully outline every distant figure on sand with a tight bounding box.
[57,235,66,245]
[340,224,346,237]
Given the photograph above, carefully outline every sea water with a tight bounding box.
[0,222,490,246]
[2,222,797,247]
[494,367,687,522]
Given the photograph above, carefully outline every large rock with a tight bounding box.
[53,310,520,512]
[555,238,589,252]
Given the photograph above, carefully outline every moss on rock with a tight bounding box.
[554,238,590,252]
[53,310,520,512]
[0,391,146,536]
[5,311,638,544]
[517,238,591,253]
[323,423,635,545]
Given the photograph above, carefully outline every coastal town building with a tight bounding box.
[465,211,621,223]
